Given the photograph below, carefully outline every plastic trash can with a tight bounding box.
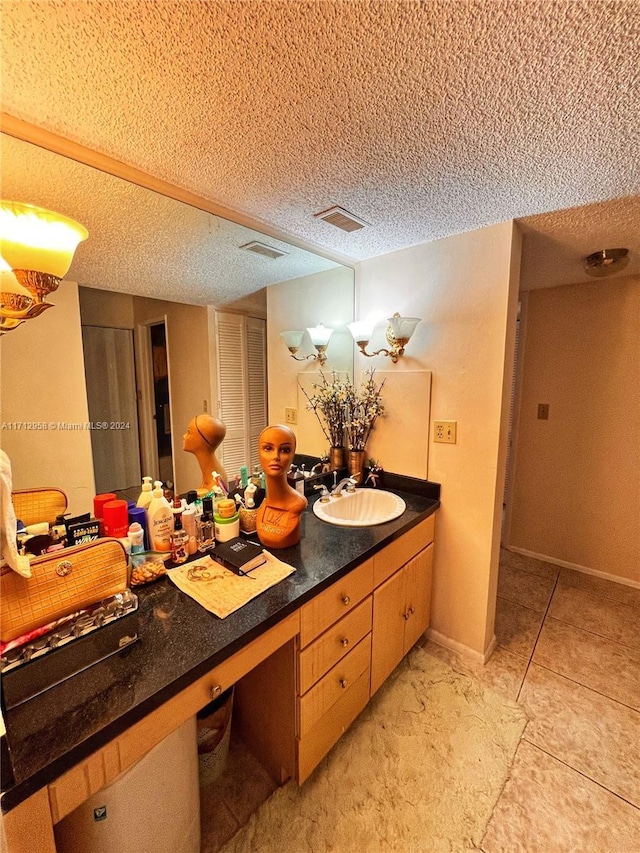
[54,716,200,853]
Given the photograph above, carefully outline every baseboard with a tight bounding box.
[426,628,496,665]
[504,546,640,590]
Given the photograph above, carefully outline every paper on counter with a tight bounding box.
[167,550,295,619]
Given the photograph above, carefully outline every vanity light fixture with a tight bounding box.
[280,323,334,367]
[347,313,421,364]
[0,201,88,334]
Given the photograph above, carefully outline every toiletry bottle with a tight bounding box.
[51,514,68,547]
[287,465,306,495]
[182,507,198,555]
[136,476,154,509]
[146,484,174,552]
[128,521,145,554]
[197,497,215,552]
[239,465,249,489]
[170,501,189,564]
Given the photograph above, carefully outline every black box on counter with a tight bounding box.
[65,516,101,546]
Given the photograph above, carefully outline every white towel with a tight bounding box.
[0,449,32,578]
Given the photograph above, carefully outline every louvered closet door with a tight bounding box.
[246,317,267,470]
[215,312,267,478]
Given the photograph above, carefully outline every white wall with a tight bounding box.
[356,222,520,656]
[0,282,95,516]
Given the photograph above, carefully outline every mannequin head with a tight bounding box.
[183,413,228,492]
[183,414,226,454]
[256,424,306,549]
[258,424,296,479]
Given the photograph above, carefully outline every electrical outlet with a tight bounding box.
[537,403,549,420]
[285,407,298,425]
[434,420,457,444]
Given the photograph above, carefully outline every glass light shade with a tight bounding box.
[347,319,375,342]
[0,201,88,278]
[280,330,305,349]
[306,323,333,346]
[387,314,420,341]
[0,268,32,298]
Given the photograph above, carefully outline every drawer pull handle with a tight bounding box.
[408,606,415,616]
[210,684,222,699]
[341,595,351,606]
[339,678,348,689]
[403,611,410,621]
[340,637,349,648]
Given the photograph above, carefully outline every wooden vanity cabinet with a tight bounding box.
[2,510,438,850]
[296,558,374,783]
[370,515,435,695]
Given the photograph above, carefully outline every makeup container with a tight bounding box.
[214,511,240,542]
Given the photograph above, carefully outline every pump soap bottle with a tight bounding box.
[136,476,154,510]
[146,483,174,552]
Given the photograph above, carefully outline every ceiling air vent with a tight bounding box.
[314,206,369,233]
[240,241,289,260]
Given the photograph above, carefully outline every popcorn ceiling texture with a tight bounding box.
[1,0,639,297]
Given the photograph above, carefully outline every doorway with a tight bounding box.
[134,319,175,490]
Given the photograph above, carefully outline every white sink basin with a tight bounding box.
[313,489,406,527]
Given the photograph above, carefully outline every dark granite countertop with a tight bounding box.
[1,479,439,812]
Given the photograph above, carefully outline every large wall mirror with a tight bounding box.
[0,132,355,513]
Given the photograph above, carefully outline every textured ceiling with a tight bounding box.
[1,0,639,298]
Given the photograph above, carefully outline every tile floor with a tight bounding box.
[200,549,640,851]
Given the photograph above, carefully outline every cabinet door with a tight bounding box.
[403,544,433,654]
[370,567,407,695]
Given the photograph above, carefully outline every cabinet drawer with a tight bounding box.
[297,666,370,784]
[373,514,435,587]
[298,597,372,694]
[298,633,371,736]
[299,558,373,648]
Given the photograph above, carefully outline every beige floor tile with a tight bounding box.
[481,741,640,853]
[495,596,544,659]
[549,584,640,650]
[532,617,640,711]
[499,548,560,580]
[497,564,556,612]
[424,639,528,703]
[200,733,278,852]
[558,567,640,607]
[200,796,240,853]
[519,663,640,807]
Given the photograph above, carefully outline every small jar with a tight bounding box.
[214,512,240,542]
[239,506,258,533]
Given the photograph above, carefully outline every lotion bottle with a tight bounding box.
[146,484,174,552]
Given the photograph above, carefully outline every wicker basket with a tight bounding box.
[11,487,68,527]
[0,538,128,642]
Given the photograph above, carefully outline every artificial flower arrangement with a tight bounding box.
[344,369,385,451]
[300,369,385,453]
[300,370,351,448]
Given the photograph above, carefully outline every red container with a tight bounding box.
[102,499,129,538]
[93,492,117,520]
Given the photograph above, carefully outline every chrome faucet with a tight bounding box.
[331,476,357,497]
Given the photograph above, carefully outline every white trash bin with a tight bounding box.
[54,716,200,853]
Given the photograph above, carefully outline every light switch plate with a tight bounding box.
[434,420,457,443]
[285,407,298,425]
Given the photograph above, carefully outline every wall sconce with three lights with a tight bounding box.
[0,200,88,335]
[280,313,420,367]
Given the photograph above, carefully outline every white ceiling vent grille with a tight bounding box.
[240,241,289,259]
[314,206,369,232]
